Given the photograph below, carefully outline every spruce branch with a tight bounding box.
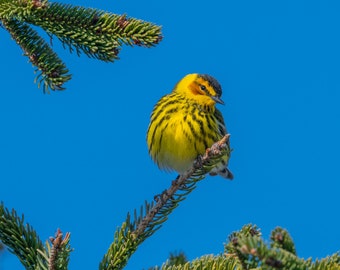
[270,227,296,255]
[0,202,48,270]
[150,224,340,270]
[0,0,162,91]
[311,252,340,270]
[0,203,71,270]
[225,225,313,270]
[167,251,188,266]
[46,229,72,270]
[225,224,262,269]
[2,18,70,92]
[100,135,232,270]
[134,135,231,238]
[235,234,308,269]
[157,255,241,270]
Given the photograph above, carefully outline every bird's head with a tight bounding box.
[173,73,224,107]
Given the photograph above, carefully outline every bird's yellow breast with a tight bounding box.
[147,93,223,173]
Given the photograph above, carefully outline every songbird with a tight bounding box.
[146,73,233,179]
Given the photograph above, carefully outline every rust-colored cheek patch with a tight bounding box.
[188,82,202,95]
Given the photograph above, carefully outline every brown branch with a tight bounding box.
[48,228,70,270]
[133,134,231,237]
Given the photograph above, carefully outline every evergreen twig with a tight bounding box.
[47,229,71,270]
[0,202,48,270]
[100,135,232,270]
[0,0,162,91]
[2,18,70,92]
[134,134,231,237]
[150,224,340,270]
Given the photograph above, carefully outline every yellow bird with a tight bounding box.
[146,73,233,179]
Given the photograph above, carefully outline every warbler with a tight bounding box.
[146,73,233,179]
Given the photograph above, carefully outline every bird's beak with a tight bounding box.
[211,96,225,105]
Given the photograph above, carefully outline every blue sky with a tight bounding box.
[1,0,340,269]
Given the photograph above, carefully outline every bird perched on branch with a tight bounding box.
[147,73,233,179]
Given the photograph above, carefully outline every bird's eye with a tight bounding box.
[200,85,206,91]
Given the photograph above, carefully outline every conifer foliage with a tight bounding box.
[0,0,162,92]
[2,202,340,270]
[1,135,340,269]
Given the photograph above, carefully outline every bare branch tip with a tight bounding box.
[219,134,230,146]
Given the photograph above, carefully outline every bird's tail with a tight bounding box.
[209,166,233,180]
[209,155,233,180]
